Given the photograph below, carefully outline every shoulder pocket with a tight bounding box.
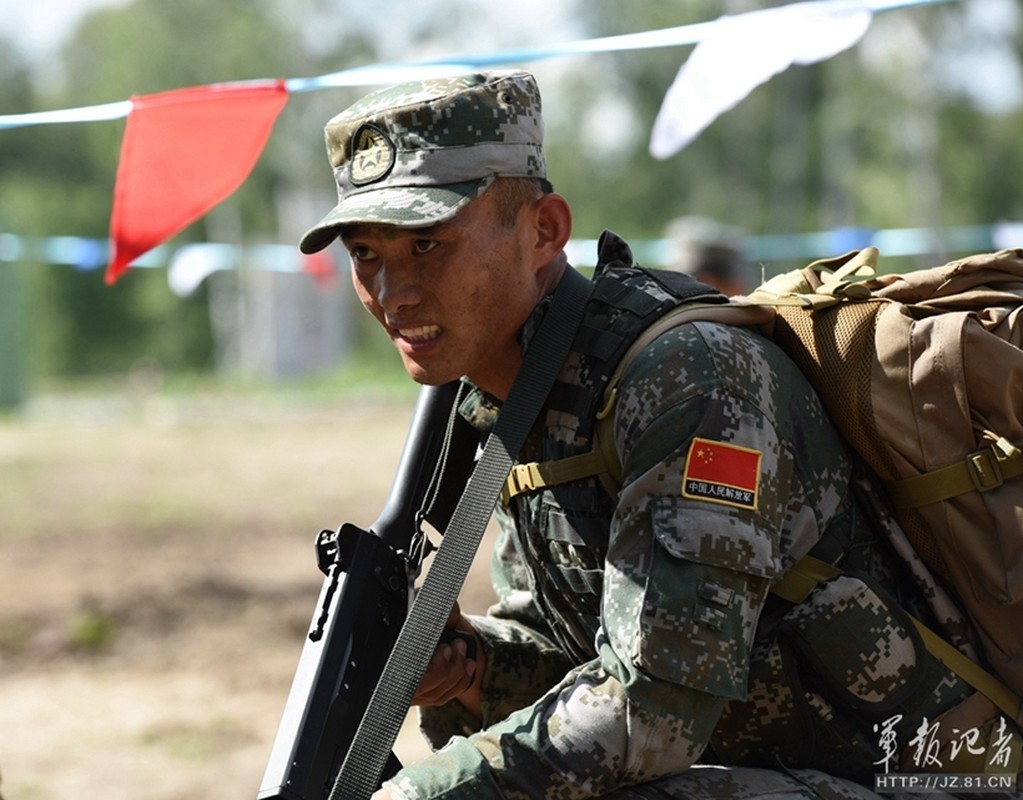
[651,496,784,579]
[631,496,784,699]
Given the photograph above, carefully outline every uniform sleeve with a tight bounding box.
[389,322,819,799]
[389,658,727,800]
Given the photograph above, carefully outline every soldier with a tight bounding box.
[661,215,754,297]
[299,71,1013,799]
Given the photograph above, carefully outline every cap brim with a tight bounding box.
[299,179,491,254]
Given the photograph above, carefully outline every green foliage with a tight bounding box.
[69,607,118,651]
[0,40,37,171]
[939,100,1023,223]
[5,0,329,383]
[552,0,1019,260]
[63,0,298,99]
[25,264,214,376]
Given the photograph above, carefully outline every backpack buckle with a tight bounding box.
[500,463,542,505]
[967,447,1005,493]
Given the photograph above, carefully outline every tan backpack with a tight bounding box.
[502,246,1023,720]
[751,246,1023,704]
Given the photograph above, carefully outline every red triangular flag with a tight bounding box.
[301,250,338,289]
[106,79,289,284]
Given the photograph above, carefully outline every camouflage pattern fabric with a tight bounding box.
[383,233,1007,799]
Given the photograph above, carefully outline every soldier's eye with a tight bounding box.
[413,239,439,255]
[349,245,378,262]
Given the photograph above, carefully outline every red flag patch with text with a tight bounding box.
[682,437,762,510]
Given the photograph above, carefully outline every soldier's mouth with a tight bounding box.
[398,325,441,343]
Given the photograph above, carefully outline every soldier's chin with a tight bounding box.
[411,374,463,388]
[401,360,459,387]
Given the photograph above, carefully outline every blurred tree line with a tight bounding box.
[0,0,1020,397]
[555,0,1023,251]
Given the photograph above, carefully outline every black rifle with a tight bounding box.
[257,381,480,800]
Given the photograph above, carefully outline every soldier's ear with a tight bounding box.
[531,192,572,266]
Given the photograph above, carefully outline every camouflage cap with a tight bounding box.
[299,70,546,254]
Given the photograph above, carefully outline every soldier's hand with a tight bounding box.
[413,602,484,714]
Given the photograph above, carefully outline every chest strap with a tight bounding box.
[500,447,614,506]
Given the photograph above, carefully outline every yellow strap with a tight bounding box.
[772,557,1023,725]
[769,555,843,604]
[885,439,1023,509]
[910,617,1023,725]
[500,450,610,505]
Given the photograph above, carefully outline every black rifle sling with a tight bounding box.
[331,266,593,800]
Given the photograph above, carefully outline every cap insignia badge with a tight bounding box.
[350,123,396,186]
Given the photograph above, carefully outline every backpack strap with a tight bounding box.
[500,302,775,503]
[774,556,1023,725]
[885,436,1023,509]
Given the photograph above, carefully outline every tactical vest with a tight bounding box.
[495,230,725,664]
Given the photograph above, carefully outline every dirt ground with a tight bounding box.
[0,387,498,800]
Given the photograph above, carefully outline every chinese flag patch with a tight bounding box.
[682,437,762,510]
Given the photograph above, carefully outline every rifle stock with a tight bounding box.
[257,381,479,800]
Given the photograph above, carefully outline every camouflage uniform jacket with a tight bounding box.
[385,232,977,800]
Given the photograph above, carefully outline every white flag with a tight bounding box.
[167,243,236,298]
[650,0,874,159]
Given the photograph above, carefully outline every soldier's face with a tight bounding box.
[341,188,544,399]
